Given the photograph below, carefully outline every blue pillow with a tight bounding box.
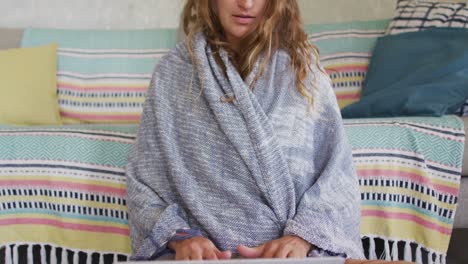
[341,28,468,118]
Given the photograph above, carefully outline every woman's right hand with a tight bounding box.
[168,236,232,260]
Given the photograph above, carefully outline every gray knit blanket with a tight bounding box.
[125,33,364,260]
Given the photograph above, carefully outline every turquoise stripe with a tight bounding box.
[58,55,160,74]
[345,121,464,166]
[21,28,177,76]
[344,115,464,130]
[0,209,128,225]
[304,19,390,57]
[0,136,132,168]
[22,28,177,49]
[313,38,379,56]
[0,124,138,134]
[361,200,453,225]
[305,19,391,34]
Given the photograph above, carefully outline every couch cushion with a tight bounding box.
[0,44,61,125]
[21,28,177,124]
[305,19,390,109]
[0,28,23,50]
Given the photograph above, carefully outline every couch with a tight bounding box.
[0,1,467,264]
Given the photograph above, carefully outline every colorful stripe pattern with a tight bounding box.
[305,20,390,109]
[0,124,137,262]
[345,115,464,263]
[21,28,178,124]
[0,115,463,263]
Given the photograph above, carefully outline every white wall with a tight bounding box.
[0,0,185,29]
[300,0,397,24]
[0,0,467,29]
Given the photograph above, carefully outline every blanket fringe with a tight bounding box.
[27,244,33,263]
[435,251,440,264]
[13,244,18,264]
[365,236,447,264]
[62,247,68,263]
[5,245,12,264]
[2,243,129,264]
[404,240,412,262]
[416,244,423,263]
[87,251,93,264]
[99,252,105,264]
[383,239,391,260]
[51,246,57,264]
[368,236,377,259]
[41,245,47,263]
[391,240,398,260]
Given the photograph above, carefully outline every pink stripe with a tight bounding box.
[60,111,140,121]
[326,65,368,73]
[336,94,360,100]
[0,218,129,236]
[58,83,148,93]
[362,209,452,235]
[358,169,459,195]
[0,180,126,197]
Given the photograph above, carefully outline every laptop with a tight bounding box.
[124,257,345,264]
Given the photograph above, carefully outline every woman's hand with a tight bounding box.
[168,236,232,260]
[237,235,313,259]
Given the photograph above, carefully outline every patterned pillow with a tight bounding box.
[21,28,177,124]
[455,101,468,115]
[387,0,468,35]
[305,20,390,109]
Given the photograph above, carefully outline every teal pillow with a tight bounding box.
[341,28,468,118]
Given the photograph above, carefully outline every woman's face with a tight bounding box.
[214,0,267,49]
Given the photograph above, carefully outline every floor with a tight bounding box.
[447,228,468,264]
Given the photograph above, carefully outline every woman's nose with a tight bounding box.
[238,0,253,10]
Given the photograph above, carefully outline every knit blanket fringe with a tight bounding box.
[364,236,446,264]
[2,243,129,264]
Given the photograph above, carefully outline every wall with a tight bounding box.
[300,0,397,24]
[0,0,398,29]
[1,0,467,29]
[0,0,184,29]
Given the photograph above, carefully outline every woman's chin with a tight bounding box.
[227,29,251,41]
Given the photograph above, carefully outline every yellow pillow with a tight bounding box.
[0,43,61,125]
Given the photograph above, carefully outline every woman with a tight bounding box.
[126,0,365,261]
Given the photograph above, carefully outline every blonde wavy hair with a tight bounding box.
[182,0,322,108]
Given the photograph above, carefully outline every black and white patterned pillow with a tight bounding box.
[387,0,468,35]
[455,101,468,116]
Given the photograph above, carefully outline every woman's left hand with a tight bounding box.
[237,235,313,258]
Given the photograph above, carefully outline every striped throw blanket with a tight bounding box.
[0,125,136,263]
[0,115,463,264]
[305,20,389,109]
[21,29,177,124]
[348,116,464,264]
